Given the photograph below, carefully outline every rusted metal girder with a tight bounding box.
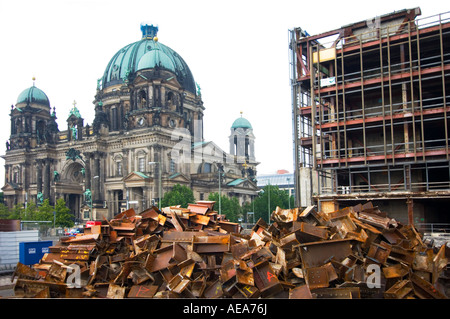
[297,239,353,269]
[9,200,449,299]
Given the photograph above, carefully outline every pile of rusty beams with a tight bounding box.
[11,201,449,299]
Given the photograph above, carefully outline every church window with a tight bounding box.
[117,161,122,176]
[203,163,211,173]
[112,107,118,130]
[167,92,176,111]
[13,169,19,184]
[138,90,147,109]
[170,159,176,173]
[138,157,145,172]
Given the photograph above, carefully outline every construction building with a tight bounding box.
[290,8,450,227]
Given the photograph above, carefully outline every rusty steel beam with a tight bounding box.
[9,199,449,299]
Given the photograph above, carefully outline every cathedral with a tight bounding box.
[1,24,259,221]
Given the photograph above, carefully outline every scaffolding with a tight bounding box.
[290,8,450,223]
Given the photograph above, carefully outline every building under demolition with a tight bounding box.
[290,8,450,226]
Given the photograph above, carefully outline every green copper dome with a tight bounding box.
[137,49,176,73]
[231,116,252,129]
[102,24,196,94]
[16,85,50,108]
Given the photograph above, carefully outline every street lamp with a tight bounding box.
[287,177,291,209]
[149,162,162,210]
[92,176,99,219]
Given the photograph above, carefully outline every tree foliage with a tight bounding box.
[207,192,242,223]
[242,185,295,223]
[54,198,74,228]
[0,203,9,219]
[0,197,74,228]
[161,184,195,208]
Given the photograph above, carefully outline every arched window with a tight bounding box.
[139,158,145,172]
[203,163,211,173]
[12,167,20,184]
[138,90,147,109]
[167,91,176,111]
[170,159,176,173]
[117,161,123,176]
[36,120,46,143]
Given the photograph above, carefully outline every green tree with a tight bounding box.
[246,185,294,223]
[207,193,242,223]
[54,198,74,228]
[9,203,24,220]
[24,202,38,221]
[161,184,195,208]
[35,199,54,221]
[0,203,10,219]
[241,201,255,224]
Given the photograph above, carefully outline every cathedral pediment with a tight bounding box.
[123,171,151,182]
[168,172,190,184]
[227,178,258,191]
[1,182,22,194]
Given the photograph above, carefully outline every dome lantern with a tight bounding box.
[140,23,159,39]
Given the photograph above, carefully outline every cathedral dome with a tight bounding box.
[137,49,176,73]
[231,116,252,129]
[16,85,50,108]
[101,24,196,93]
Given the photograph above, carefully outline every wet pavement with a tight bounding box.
[0,275,16,298]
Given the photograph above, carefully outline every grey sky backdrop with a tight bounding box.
[0,0,446,187]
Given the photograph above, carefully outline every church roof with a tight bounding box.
[16,85,50,108]
[231,116,252,129]
[101,24,196,94]
[227,178,246,186]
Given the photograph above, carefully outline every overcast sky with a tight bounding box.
[0,0,447,187]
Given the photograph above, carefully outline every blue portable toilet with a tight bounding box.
[19,241,53,265]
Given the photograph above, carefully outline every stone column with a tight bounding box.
[43,159,51,200]
[84,152,92,190]
[122,149,129,177]
[107,190,112,217]
[93,152,101,203]
[36,160,42,195]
